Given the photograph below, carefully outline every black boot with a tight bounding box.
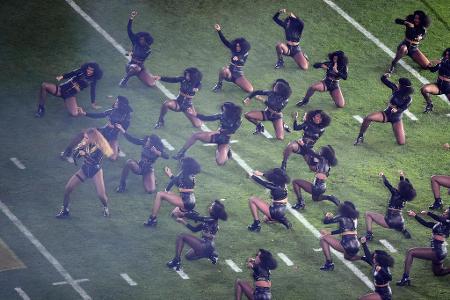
[429,198,443,210]
[116,182,126,193]
[323,195,340,206]
[278,217,292,230]
[423,102,433,113]
[35,105,45,118]
[360,256,371,264]
[209,251,219,264]
[283,123,291,133]
[354,134,364,146]
[274,58,284,69]
[387,64,395,74]
[56,207,70,218]
[172,149,186,160]
[281,160,287,171]
[248,220,261,232]
[402,229,411,239]
[295,98,309,107]
[166,257,181,270]
[154,119,164,129]
[144,216,157,227]
[396,273,411,286]
[227,148,232,159]
[365,231,373,241]
[212,81,223,93]
[253,123,265,135]
[118,75,130,88]
[320,260,335,271]
[292,198,305,210]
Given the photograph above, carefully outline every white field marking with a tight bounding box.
[120,273,137,286]
[379,239,398,253]
[277,253,294,266]
[322,0,448,105]
[10,157,26,170]
[203,140,238,146]
[353,115,363,124]
[53,279,90,286]
[313,248,322,252]
[404,110,418,121]
[14,288,30,300]
[261,129,273,139]
[175,269,190,279]
[65,2,372,290]
[225,259,243,272]
[0,201,91,300]
[161,139,175,151]
[446,114,450,117]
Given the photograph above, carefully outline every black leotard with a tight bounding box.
[217,30,249,67]
[381,75,412,123]
[59,68,98,102]
[415,213,450,261]
[127,19,151,63]
[86,108,131,141]
[73,143,104,178]
[324,214,360,257]
[429,57,450,95]
[251,175,287,201]
[361,242,392,300]
[272,12,304,42]
[395,18,427,44]
[248,90,289,113]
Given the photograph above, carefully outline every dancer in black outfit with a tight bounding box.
[388,10,431,73]
[397,208,450,286]
[296,51,348,108]
[118,11,155,88]
[354,74,413,146]
[36,62,102,117]
[115,124,169,193]
[144,157,201,227]
[212,24,253,93]
[291,145,339,209]
[56,128,113,218]
[235,249,277,300]
[153,67,203,129]
[172,102,242,165]
[281,110,331,171]
[359,236,394,300]
[365,171,416,241]
[247,168,292,232]
[319,200,361,271]
[166,200,228,270]
[421,48,450,112]
[243,79,292,140]
[273,9,308,70]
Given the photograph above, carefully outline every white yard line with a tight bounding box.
[0,200,91,300]
[53,279,90,286]
[353,115,363,124]
[120,273,137,286]
[203,140,238,146]
[404,110,418,121]
[65,1,373,290]
[379,239,398,253]
[10,157,26,170]
[175,269,190,279]
[14,288,31,300]
[277,253,294,266]
[261,130,273,139]
[161,139,175,151]
[313,248,322,252]
[225,259,242,272]
[322,0,448,106]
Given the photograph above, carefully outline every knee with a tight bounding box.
[421,86,428,94]
[109,155,118,161]
[216,158,227,166]
[276,135,284,141]
[41,82,48,89]
[397,140,406,146]
[245,86,254,93]
[248,196,257,203]
[68,111,79,117]
[244,112,251,120]
[193,122,202,129]
[431,175,437,182]
[365,211,371,218]
[126,159,134,165]
[336,103,345,108]
[145,188,155,194]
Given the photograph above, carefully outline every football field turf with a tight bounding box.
[0,0,449,299]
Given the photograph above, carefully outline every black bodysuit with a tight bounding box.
[252,175,288,222]
[382,175,409,231]
[380,75,412,123]
[127,19,151,65]
[248,90,289,121]
[324,214,360,257]
[273,12,304,57]
[197,113,242,145]
[429,57,450,95]
[184,213,219,257]
[86,108,131,141]
[160,76,200,112]
[293,120,326,155]
[217,30,249,81]
[362,243,393,300]
[252,263,272,300]
[73,143,104,178]
[58,68,97,102]
[414,213,450,261]
[315,61,348,92]
[166,171,196,211]
[395,17,426,56]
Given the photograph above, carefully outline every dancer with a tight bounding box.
[115,124,169,193]
[388,10,431,73]
[212,24,253,93]
[354,74,413,146]
[166,200,228,270]
[281,110,331,171]
[319,200,360,271]
[291,145,339,209]
[421,48,450,113]
[118,10,155,87]
[359,236,394,300]
[273,8,308,70]
[172,102,242,165]
[243,79,292,140]
[397,209,450,286]
[296,51,348,108]
[56,128,113,218]
[234,249,277,300]
[153,68,203,129]
[35,62,102,117]
[429,171,450,210]
[144,157,201,227]
[365,171,416,240]
[247,168,292,232]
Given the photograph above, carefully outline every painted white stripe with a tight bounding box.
[404,110,418,121]
[379,239,398,253]
[446,114,450,117]
[120,273,137,286]
[0,201,91,300]
[65,2,372,290]
[313,248,322,252]
[261,130,273,139]
[322,0,447,105]
[225,259,243,272]
[14,288,30,300]
[161,139,175,151]
[203,140,238,146]
[10,157,26,170]
[175,269,190,279]
[277,253,294,266]
[353,115,363,124]
[53,278,90,286]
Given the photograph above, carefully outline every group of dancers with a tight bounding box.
[33,7,450,300]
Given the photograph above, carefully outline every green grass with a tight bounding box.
[1,0,450,299]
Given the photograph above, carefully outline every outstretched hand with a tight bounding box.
[407,210,416,217]
[130,10,138,19]
[214,24,221,31]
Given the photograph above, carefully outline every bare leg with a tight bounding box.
[356,111,385,141]
[235,76,254,93]
[320,235,344,261]
[431,175,450,198]
[432,262,450,276]
[63,169,86,209]
[38,82,59,106]
[299,81,326,105]
[235,279,254,300]
[411,50,431,69]
[118,159,140,188]
[173,233,205,259]
[151,191,184,218]
[392,121,405,145]
[64,97,81,117]
[272,118,284,140]
[330,87,345,108]
[63,131,85,156]
[281,141,300,169]
[244,111,264,126]
[216,143,230,166]
[176,131,215,157]
[293,51,309,70]
[275,42,289,68]
[143,171,156,194]
[137,69,156,87]
[365,211,389,232]
[92,169,108,208]
[421,83,440,111]
[248,196,271,221]
[390,45,407,72]
[109,139,119,161]
[358,293,382,300]
[292,179,313,199]
[403,247,437,274]
[156,99,177,125]
[184,107,203,128]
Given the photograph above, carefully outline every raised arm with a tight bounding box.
[337,66,348,80]
[414,215,436,229]
[381,74,398,92]
[273,11,285,28]
[381,174,396,195]
[427,212,450,224]
[196,113,222,122]
[159,76,184,83]
[85,109,109,119]
[127,11,138,43]
[217,30,232,49]
[251,175,277,190]
[62,68,81,79]
[247,90,271,99]
[123,132,145,145]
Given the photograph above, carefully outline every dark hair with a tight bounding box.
[143,134,165,152]
[258,249,277,270]
[273,79,292,99]
[285,16,302,35]
[398,179,416,201]
[442,48,450,58]
[328,51,348,68]
[413,10,431,28]
[136,31,153,46]
[81,62,103,80]
[398,78,414,97]
[264,168,290,185]
[339,201,359,219]
[374,250,394,267]
[221,102,242,122]
[184,67,202,88]
[306,110,331,128]
[231,37,251,53]
[210,200,228,221]
[181,156,201,175]
[116,95,133,113]
[319,145,337,166]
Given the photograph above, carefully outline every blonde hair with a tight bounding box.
[86,128,114,158]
